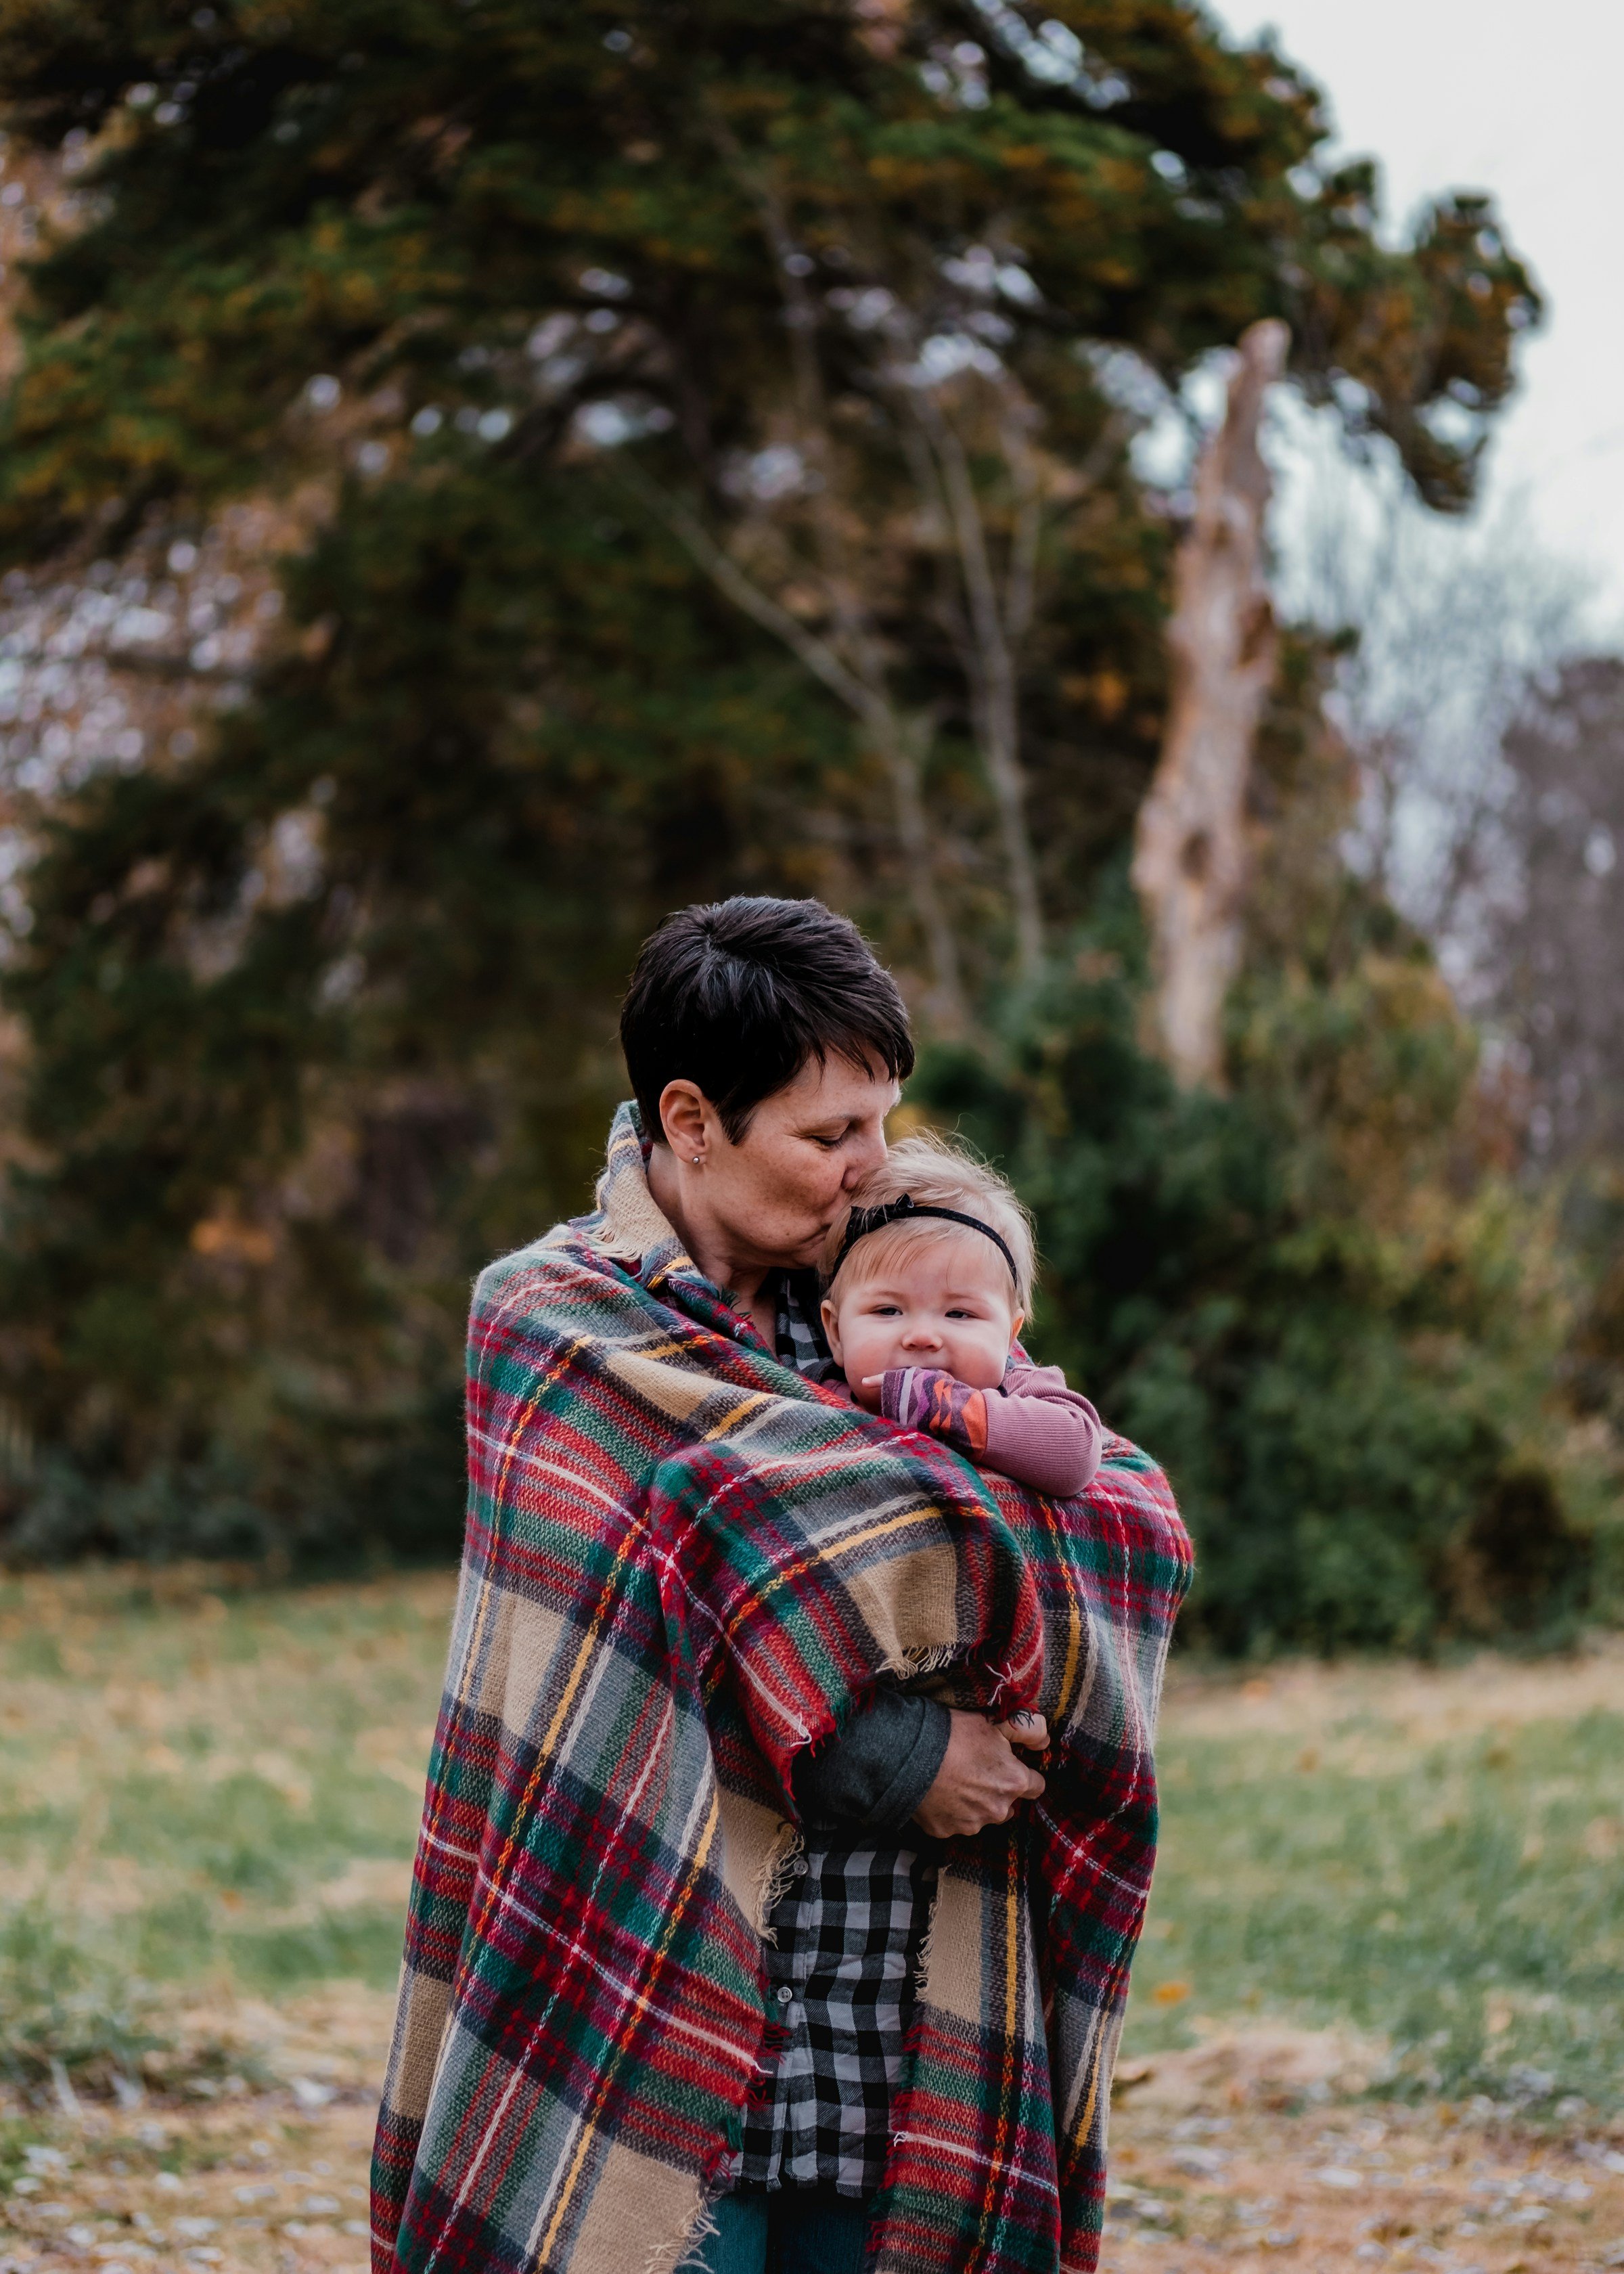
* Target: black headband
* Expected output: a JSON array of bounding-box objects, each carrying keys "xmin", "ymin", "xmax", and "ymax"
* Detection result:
[{"xmin": 829, "ymin": 1192, "xmax": 1019, "ymax": 1289}]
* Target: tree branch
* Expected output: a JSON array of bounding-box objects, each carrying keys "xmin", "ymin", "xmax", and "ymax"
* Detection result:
[
  {"xmin": 616, "ymin": 455, "xmax": 967, "ymax": 1028},
  {"xmin": 900, "ymin": 378, "xmax": 1044, "ymax": 983}
]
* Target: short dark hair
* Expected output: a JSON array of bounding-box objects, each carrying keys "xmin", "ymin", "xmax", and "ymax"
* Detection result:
[{"xmin": 620, "ymin": 896, "xmax": 914, "ymax": 1144}]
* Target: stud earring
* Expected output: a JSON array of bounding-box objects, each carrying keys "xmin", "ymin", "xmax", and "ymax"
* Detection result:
[{"xmin": 692, "ymin": 1154, "xmax": 702, "ymax": 1165}]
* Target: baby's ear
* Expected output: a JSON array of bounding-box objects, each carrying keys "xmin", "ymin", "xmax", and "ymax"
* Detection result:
[
  {"xmin": 819, "ymin": 1295, "xmax": 842, "ymax": 1364},
  {"xmin": 1008, "ymin": 1310, "xmax": 1025, "ymax": 1346}
]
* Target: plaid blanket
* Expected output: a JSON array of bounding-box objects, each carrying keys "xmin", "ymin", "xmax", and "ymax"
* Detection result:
[{"xmin": 371, "ymin": 1106, "xmax": 1191, "ymax": 2274}]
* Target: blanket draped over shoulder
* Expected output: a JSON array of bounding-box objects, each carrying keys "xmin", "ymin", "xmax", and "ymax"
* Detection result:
[{"xmin": 371, "ymin": 1107, "xmax": 1192, "ymax": 2274}]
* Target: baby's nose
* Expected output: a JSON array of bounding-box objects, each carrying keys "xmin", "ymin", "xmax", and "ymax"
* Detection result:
[{"xmin": 901, "ymin": 1323, "xmax": 942, "ymax": 1347}]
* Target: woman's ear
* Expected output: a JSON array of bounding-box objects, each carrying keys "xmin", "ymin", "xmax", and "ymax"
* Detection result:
[
  {"xmin": 820, "ymin": 1295, "xmax": 844, "ymax": 1369},
  {"xmin": 658, "ymin": 1079, "xmax": 708, "ymax": 1159}
]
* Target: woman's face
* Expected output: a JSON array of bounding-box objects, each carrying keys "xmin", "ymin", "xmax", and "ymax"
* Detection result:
[{"xmin": 661, "ymin": 1054, "xmax": 899, "ymax": 1276}]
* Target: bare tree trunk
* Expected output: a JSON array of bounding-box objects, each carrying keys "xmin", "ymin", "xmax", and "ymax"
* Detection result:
[
  {"xmin": 618, "ymin": 460, "xmax": 968, "ymax": 1029},
  {"xmin": 905, "ymin": 391, "xmax": 1045, "ymax": 985},
  {"xmin": 706, "ymin": 132, "xmax": 969, "ymax": 1028},
  {"xmin": 1132, "ymin": 319, "xmax": 1288, "ymax": 1087},
  {"xmin": 869, "ymin": 709, "xmax": 966, "ymax": 1032}
]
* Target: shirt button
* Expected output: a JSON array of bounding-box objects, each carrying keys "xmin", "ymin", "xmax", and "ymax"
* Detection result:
[
  {"xmin": 792, "ymin": 1858, "xmax": 809, "ymax": 1876},
  {"xmin": 775, "ymin": 1984, "xmax": 794, "ymax": 2005}
]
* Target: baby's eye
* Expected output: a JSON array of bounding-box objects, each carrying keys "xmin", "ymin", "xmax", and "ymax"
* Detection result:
[{"xmin": 867, "ymin": 1301, "xmax": 902, "ymax": 1316}]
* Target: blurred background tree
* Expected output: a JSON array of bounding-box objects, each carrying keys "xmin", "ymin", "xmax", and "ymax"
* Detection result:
[{"xmin": 0, "ymin": 0, "xmax": 1610, "ymax": 1644}]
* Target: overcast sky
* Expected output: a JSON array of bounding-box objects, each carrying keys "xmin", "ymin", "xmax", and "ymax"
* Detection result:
[{"xmin": 1211, "ymin": 0, "xmax": 1624, "ymax": 628}]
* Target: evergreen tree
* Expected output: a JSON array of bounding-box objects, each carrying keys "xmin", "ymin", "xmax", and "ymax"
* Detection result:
[{"xmin": 0, "ymin": 0, "xmax": 1546, "ymax": 1588}]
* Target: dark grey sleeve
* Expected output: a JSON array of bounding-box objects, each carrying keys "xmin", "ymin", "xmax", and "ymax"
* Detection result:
[{"xmin": 794, "ymin": 1681, "xmax": 952, "ymax": 1834}]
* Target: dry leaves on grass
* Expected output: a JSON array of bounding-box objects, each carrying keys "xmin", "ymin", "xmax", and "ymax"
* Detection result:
[
  {"xmin": 4, "ymin": 2012, "xmax": 1624, "ymax": 2274},
  {"xmin": 1110, "ymin": 2028, "xmax": 1624, "ymax": 2272},
  {"xmin": 0, "ymin": 1987, "xmax": 393, "ymax": 2274}
]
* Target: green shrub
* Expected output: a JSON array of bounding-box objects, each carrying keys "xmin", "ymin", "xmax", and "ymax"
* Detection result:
[
  {"xmin": 1, "ymin": 1400, "xmax": 465, "ymax": 1571},
  {"xmin": 914, "ymin": 895, "xmax": 1599, "ymax": 1653}
]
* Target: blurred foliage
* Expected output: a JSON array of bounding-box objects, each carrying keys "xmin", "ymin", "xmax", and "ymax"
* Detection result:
[
  {"xmin": 916, "ymin": 673, "xmax": 1610, "ymax": 1651},
  {"xmin": 0, "ymin": 0, "xmax": 1586, "ymax": 1638},
  {"xmin": 918, "ymin": 946, "xmax": 1598, "ymax": 1653},
  {"xmin": 1485, "ymin": 659, "xmax": 1624, "ymax": 1498},
  {"xmin": 0, "ymin": 0, "xmax": 1534, "ymax": 531}
]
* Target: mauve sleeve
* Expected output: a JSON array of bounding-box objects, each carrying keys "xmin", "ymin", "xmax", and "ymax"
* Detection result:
[
  {"xmin": 981, "ymin": 1364, "xmax": 1104, "ymax": 1497},
  {"xmin": 881, "ymin": 1362, "xmax": 1102, "ymax": 1498}
]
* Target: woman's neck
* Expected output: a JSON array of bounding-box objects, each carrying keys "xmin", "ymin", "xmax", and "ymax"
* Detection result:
[{"xmin": 646, "ymin": 1144, "xmax": 778, "ymax": 1339}]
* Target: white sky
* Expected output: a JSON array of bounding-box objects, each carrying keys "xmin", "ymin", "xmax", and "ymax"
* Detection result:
[{"xmin": 1211, "ymin": 0, "xmax": 1624, "ymax": 628}]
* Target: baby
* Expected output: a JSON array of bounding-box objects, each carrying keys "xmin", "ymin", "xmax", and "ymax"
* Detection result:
[{"xmin": 819, "ymin": 1134, "xmax": 1102, "ymax": 1500}]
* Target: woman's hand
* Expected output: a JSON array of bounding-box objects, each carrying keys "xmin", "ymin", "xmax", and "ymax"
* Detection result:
[{"xmin": 911, "ymin": 1710, "xmax": 1047, "ymax": 1840}]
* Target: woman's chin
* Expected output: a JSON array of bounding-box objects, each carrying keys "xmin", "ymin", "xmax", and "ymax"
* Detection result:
[{"xmin": 784, "ymin": 1226, "xmax": 834, "ymax": 1267}]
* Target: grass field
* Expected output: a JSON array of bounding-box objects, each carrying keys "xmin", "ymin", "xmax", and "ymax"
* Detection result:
[
  {"xmin": 1, "ymin": 1568, "xmax": 1622, "ymax": 2116},
  {"xmin": 1, "ymin": 1569, "xmax": 1623, "ymax": 2274},
  {"xmin": 1127, "ymin": 1653, "xmax": 1624, "ymax": 2115},
  {"xmin": 0, "ymin": 1565, "xmax": 448, "ymax": 2105}
]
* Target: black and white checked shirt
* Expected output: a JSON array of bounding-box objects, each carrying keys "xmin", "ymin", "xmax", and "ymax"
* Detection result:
[{"xmin": 727, "ymin": 1276, "xmax": 939, "ymax": 2201}]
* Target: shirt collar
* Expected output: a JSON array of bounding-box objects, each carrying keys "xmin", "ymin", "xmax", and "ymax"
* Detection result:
[{"xmin": 580, "ymin": 1107, "xmax": 832, "ymax": 1379}]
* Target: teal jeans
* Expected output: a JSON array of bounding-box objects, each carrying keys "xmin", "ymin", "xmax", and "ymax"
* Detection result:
[{"xmin": 692, "ymin": 2189, "xmax": 872, "ymax": 2273}]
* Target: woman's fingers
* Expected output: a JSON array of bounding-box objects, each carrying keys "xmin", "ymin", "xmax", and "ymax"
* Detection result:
[
  {"xmin": 996, "ymin": 1766, "xmax": 1045, "ymax": 1823},
  {"xmin": 911, "ymin": 1710, "xmax": 1051, "ymax": 1838},
  {"xmin": 1005, "ymin": 1762, "xmax": 1045, "ymax": 1815}
]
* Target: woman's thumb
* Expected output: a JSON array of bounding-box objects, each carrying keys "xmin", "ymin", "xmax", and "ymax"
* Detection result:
[{"xmin": 993, "ymin": 1711, "xmax": 1049, "ymax": 1750}]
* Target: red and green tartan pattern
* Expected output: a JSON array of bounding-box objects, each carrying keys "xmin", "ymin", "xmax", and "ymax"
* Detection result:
[{"xmin": 370, "ymin": 1107, "xmax": 1191, "ymax": 2274}]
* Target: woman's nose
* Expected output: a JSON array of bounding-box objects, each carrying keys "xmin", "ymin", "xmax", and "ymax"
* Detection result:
[{"xmin": 842, "ymin": 1127, "xmax": 888, "ymax": 1188}]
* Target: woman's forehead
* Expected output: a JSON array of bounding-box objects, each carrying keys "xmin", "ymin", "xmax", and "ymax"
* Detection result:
[{"xmin": 765, "ymin": 1052, "xmax": 900, "ymax": 1123}]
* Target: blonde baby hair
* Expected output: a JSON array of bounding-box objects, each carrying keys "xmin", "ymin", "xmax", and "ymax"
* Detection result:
[{"xmin": 820, "ymin": 1131, "xmax": 1036, "ymax": 1315}]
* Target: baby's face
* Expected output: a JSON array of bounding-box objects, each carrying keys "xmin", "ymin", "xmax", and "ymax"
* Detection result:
[{"xmin": 821, "ymin": 1230, "xmax": 1022, "ymax": 1410}]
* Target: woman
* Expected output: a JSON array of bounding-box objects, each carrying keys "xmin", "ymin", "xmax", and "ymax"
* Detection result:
[{"xmin": 370, "ymin": 896, "xmax": 1190, "ymax": 2274}]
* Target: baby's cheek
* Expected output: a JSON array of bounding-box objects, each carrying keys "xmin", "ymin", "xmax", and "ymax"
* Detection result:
[
  {"xmin": 844, "ymin": 1323, "xmax": 892, "ymax": 1370},
  {"xmin": 954, "ymin": 1332, "xmax": 1012, "ymax": 1389}
]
